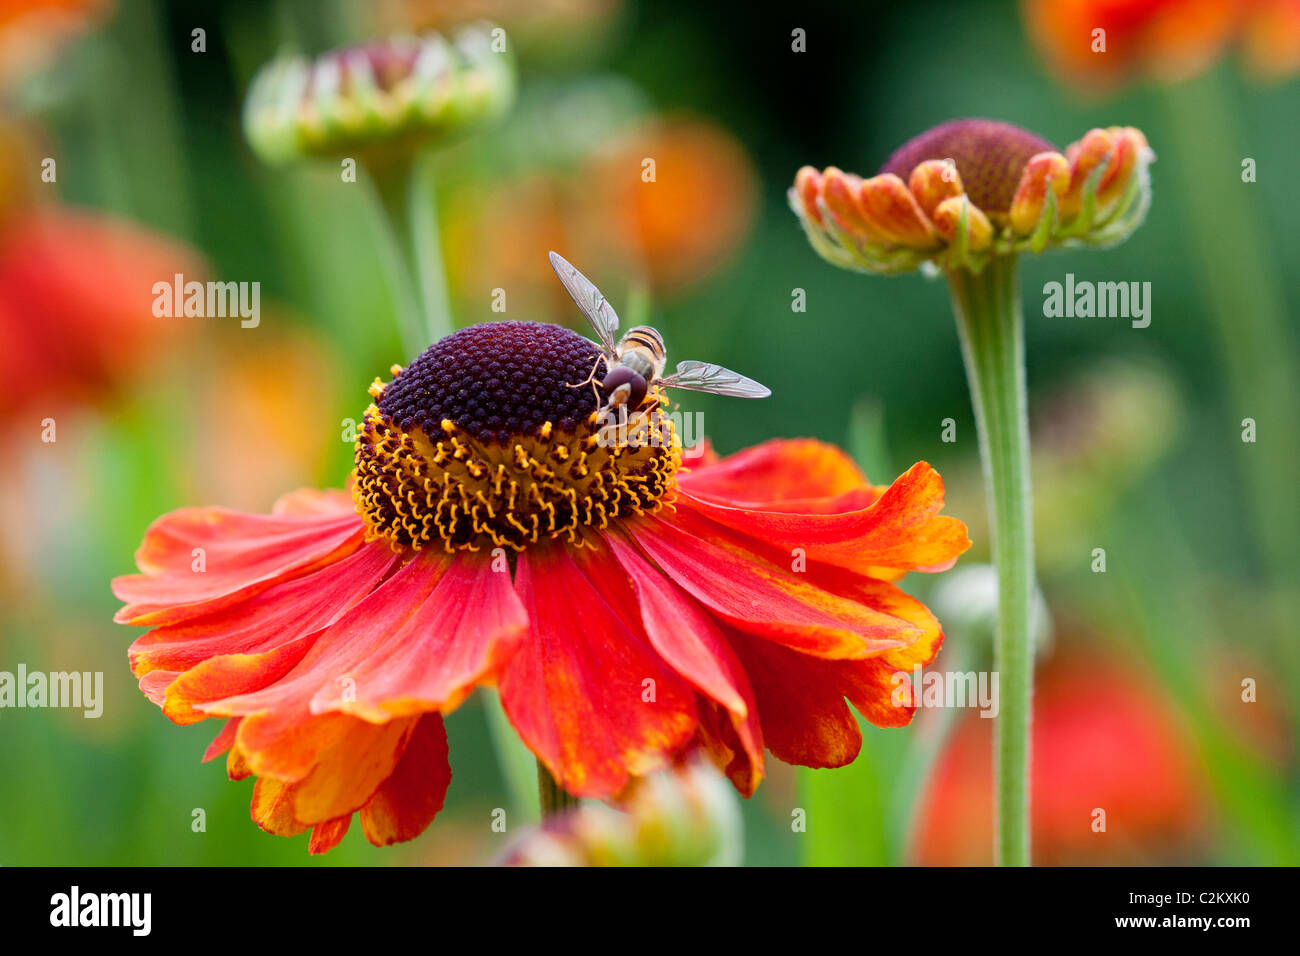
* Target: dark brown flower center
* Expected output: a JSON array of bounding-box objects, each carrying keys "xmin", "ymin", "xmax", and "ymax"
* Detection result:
[
  {"xmin": 880, "ymin": 119, "xmax": 1057, "ymax": 214},
  {"xmin": 355, "ymin": 321, "xmax": 679, "ymax": 552}
]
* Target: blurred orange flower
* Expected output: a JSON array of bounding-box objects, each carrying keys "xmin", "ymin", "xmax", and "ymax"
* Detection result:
[
  {"xmin": 912, "ymin": 648, "xmax": 1208, "ymax": 865},
  {"xmin": 1022, "ymin": 0, "xmax": 1300, "ymax": 89},
  {"xmin": 0, "ymin": 0, "xmax": 109, "ymax": 87},
  {"xmin": 445, "ymin": 117, "xmax": 757, "ymax": 318}
]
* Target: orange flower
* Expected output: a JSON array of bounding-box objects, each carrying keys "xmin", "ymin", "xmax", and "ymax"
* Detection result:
[
  {"xmin": 791, "ymin": 119, "xmax": 1153, "ymax": 274},
  {"xmin": 912, "ymin": 650, "xmax": 1207, "ymax": 865},
  {"xmin": 444, "ymin": 116, "xmax": 757, "ymax": 313},
  {"xmin": 1022, "ymin": 0, "xmax": 1300, "ymax": 87},
  {"xmin": 113, "ymin": 320, "xmax": 971, "ymax": 853},
  {"xmin": 0, "ymin": 0, "xmax": 109, "ymax": 88},
  {"xmin": 0, "ymin": 207, "xmax": 198, "ymax": 426}
]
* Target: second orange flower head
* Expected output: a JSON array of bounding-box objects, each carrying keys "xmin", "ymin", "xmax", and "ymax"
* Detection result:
[{"xmin": 791, "ymin": 118, "xmax": 1153, "ymax": 274}]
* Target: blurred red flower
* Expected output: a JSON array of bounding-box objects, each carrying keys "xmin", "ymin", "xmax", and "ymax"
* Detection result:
[
  {"xmin": 0, "ymin": 207, "xmax": 199, "ymax": 425},
  {"xmin": 1022, "ymin": 0, "xmax": 1300, "ymax": 89},
  {"xmin": 912, "ymin": 649, "xmax": 1208, "ymax": 864}
]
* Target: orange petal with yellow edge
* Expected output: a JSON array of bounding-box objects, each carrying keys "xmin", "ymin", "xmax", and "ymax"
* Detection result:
[
  {"xmin": 821, "ymin": 166, "xmax": 876, "ymax": 239},
  {"xmin": 1062, "ymin": 128, "xmax": 1115, "ymax": 218},
  {"xmin": 1010, "ymin": 151, "xmax": 1070, "ymax": 235},
  {"xmin": 856, "ymin": 173, "xmax": 940, "ymax": 247},
  {"xmin": 794, "ymin": 165, "xmax": 825, "ymax": 225},
  {"xmin": 931, "ymin": 196, "xmax": 993, "ymax": 251},
  {"xmin": 908, "ymin": 159, "xmax": 964, "ymax": 217}
]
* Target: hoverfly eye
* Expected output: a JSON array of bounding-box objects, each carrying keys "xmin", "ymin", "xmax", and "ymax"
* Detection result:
[{"xmin": 602, "ymin": 366, "xmax": 648, "ymax": 407}]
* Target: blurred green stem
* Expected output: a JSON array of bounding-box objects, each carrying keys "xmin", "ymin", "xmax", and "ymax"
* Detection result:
[
  {"xmin": 1160, "ymin": 71, "xmax": 1300, "ymax": 583},
  {"xmin": 537, "ymin": 760, "xmax": 579, "ymax": 818},
  {"xmin": 947, "ymin": 256, "xmax": 1034, "ymax": 867},
  {"xmin": 482, "ymin": 691, "xmax": 540, "ymax": 823},
  {"xmin": 368, "ymin": 151, "xmax": 455, "ymax": 358},
  {"xmin": 1160, "ymin": 73, "xmax": 1300, "ymax": 747}
]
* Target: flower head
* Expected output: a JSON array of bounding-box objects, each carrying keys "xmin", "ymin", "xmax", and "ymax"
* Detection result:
[
  {"xmin": 243, "ymin": 23, "xmax": 515, "ymax": 167},
  {"xmin": 113, "ymin": 318, "xmax": 970, "ymax": 852},
  {"xmin": 790, "ymin": 119, "xmax": 1153, "ymax": 274}
]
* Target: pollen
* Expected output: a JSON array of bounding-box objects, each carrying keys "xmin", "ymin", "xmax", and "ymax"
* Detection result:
[{"xmin": 352, "ymin": 321, "xmax": 681, "ymax": 552}]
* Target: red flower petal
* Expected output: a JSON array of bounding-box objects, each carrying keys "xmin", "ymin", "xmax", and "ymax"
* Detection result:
[
  {"xmin": 499, "ymin": 541, "xmax": 697, "ymax": 798},
  {"xmin": 310, "ymin": 550, "xmax": 527, "ymax": 720},
  {"xmin": 680, "ymin": 460, "xmax": 971, "ymax": 578},
  {"xmin": 731, "ymin": 636, "xmax": 862, "ymax": 768},
  {"xmin": 678, "ymin": 438, "xmax": 867, "ymax": 506},
  {"xmin": 203, "ymin": 550, "xmax": 445, "ymax": 720},
  {"xmin": 113, "ymin": 507, "xmax": 364, "ymax": 626},
  {"xmin": 360, "ymin": 713, "xmax": 451, "ymax": 847},
  {"xmin": 128, "ymin": 542, "xmax": 396, "ymax": 677},
  {"xmin": 629, "ymin": 510, "xmax": 919, "ymax": 659},
  {"xmin": 203, "ymin": 717, "xmax": 241, "ymax": 762},
  {"xmin": 605, "ymin": 530, "xmax": 764, "ymax": 791},
  {"xmin": 308, "ymin": 816, "xmax": 351, "ymax": 854}
]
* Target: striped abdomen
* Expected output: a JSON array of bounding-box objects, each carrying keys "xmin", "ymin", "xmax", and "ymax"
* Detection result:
[{"xmin": 616, "ymin": 325, "xmax": 666, "ymax": 380}]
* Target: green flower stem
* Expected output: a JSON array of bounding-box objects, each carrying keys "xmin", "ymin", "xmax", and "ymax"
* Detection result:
[
  {"xmin": 368, "ymin": 150, "xmax": 455, "ymax": 357},
  {"xmin": 946, "ymin": 255, "xmax": 1035, "ymax": 867},
  {"xmin": 537, "ymin": 760, "xmax": 580, "ymax": 818}
]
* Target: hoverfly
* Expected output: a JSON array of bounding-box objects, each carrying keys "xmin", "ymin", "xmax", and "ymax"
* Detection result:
[{"xmin": 548, "ymin": 251, "xmax": 771, "ymax": 420}]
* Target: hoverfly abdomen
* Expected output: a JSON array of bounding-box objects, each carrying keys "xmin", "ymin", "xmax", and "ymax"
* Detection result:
[{"xmin": 619, "ymin": 326, "xmax": 667, "ymax": 381}]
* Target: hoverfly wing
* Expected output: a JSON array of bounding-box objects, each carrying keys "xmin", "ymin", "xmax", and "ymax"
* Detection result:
[
  {"xmin": 548, "ymin": 251, "xmax": 621, "ymax": 357},
  {"xmin": 658, "ymin": 360, "xmax": 772, "ymax": 399}
]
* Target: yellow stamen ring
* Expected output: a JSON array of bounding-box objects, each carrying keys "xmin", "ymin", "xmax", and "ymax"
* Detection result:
[{"xmin": 353, "ymin": 398, "xmax": 680, "ymax": 553}]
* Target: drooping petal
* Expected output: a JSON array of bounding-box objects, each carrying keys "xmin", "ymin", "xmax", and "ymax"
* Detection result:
[
  {"xmin": 250, "ymin": 776, "xmax": 308, "ymax": 837},
  {"xmin": 734, "ymin": 631, "xmax": 917, "ymax": 767},
  {"xmin": 731, "ymin": 635, "xmax": 861, "ymax": 768},
  {"xmin": 308, "ymin": 816, "xmax": 352, "ymax": 854},
  {"xmin": 203, "ymin": 718, "xmax": 241, "ymax": 762},
  {"xmin": 628, "ymin": 509, "xmax": 919, "ymax": 658},
  {"xmin": 113, "ymin": 507, "xmax": 364, "ymax": 625},
  {"xmin": 241, "ymin": 712, "xmax": 419, "ymax": 825},
  {"xmin": 499, "ymin": 541, "xmax": 697, "ymax": 799},
  {"xmin": 360, "ymin": 713, "xmax": 452, "ymax": 847},
  {"xmin": 605, "ymin": 530, "xmax": 764, "ymax": 790}
]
